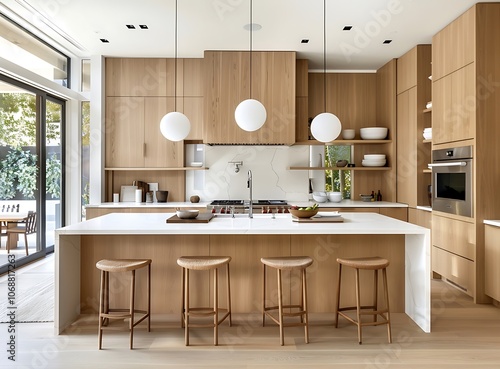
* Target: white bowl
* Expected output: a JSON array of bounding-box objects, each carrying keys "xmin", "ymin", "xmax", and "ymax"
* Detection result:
[
  {"xmin": 360, "ymin": 127, "xmax": 388, "ymax": 140},
  {"xmin": 312, "ymin": 192, "xmax": 328, "ymax": 203},
  {"xmin": 363, "ymin": 154, "xmax": 386, "ymax": 160},
  {"xmin": 328, "ymin": 192, "xmax": 342, "ymax": 203},
  {"xmin": 342, "ymin": 129, "xmax": 355, "ymax": 140},
  {"xmin": 176, "ymin": 209, "xmax": 199, "ymax": 219},
  {"xmin": 362, "ymin": 160, "xmax": 386, "ymax": 167}
]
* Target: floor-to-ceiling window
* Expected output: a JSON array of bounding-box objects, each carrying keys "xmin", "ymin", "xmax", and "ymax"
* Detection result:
[{"xmin": 0, "ymin": 76, "xmax": 65, "ymax": 272}]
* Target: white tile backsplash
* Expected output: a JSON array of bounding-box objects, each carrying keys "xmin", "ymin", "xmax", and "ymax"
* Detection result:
[{"xmin": 185, "ymin": 145, "xmax": 311, "ymax": 202}]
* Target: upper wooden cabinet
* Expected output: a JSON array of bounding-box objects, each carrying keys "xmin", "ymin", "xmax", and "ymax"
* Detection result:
[
  {"xmin": 105, "ymin": 97, "xmax": 183, "ymax": 168},
  {"xmin": 105, "ymin": 58, "xmax": 174, "ymax": 97},
  {"xmin": 203, "ymin": 51, "xmax": 296, "ymax": 145},
  {"xmin": 396, "ymin": 45, "xmax": 431, "ymax": 208},
  {"xmin": 432, "ymin": 6, "xmax": 475, "ymax": 81}
]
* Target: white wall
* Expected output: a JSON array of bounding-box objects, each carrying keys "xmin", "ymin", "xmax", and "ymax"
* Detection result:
[{"xmin": 185, "ymin": 145, "xmax": 311, "ymax": 202}]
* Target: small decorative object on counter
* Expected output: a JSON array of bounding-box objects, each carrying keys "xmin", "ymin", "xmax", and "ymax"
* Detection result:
[
  {"xmin": 135, "ymin": 189, "xmax": 143, "ymax": 203},
  {"xmin": 113, "ymin": 193, "xmax": 119, "ymax": 203},
  {"xmin": 190, "ymin": 195, "xmax": 200, "ymax": 203},
  {"xmin": 145, "ymin": 191, "xmax": 154, "ymax": 203},
  {"xmin": 336, "ymin": 159, "xmax": 348, "ymax": 167},
  {"xmin": 371, "ymin": 191, "xmax": 375, "ymax": 201},
  {"xmin": 377, "ymin": 190, "xmax": 382, "ymax": 201}
]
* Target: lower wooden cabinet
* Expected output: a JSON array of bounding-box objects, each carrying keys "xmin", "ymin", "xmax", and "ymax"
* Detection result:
[
  {"xmin": 432, "ymin": 246, "xmax": 475, "ymax": 296},
  {"xmin": 485, "ymin": 224, "xmax": 500, "ymax": 301}
]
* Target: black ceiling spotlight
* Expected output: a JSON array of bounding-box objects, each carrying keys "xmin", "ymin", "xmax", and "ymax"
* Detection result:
[
  {"xmin": 139, "ymin": 25, "xmax": 148, "ymax": 29},
  {"xmin": 126, "ymin": 24, "xmax": 135, "ymax": 29},
  {"xmin": 343, "ymin": 25, "xmax": 353, "ymax": 31},
  {"xmin": 301, "ymin": 39, "xmax": 309, "ymax": 43},
  {"xmin": 383, "ymin": 39, "xmax": 393, "ymax": 44},
  {"xmin": 100, "ymin": 38, "xmax": 109, "ymax": 43}
]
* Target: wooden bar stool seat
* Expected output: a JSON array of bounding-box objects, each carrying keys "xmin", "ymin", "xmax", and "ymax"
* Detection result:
[
  {"xmin": 335, "ymin": 256, "xmax": 391, "ymax": 344},
  {"xmin": 261, "ymin": 256, "xmax": 313, "ymax": 346},
  {"xmin": 96, "ymin": 259, "xmax": 151, "ymax": 350},
  {"xmin": 177, "ymin": 256, "xmax": 232, "ymax": 346}
]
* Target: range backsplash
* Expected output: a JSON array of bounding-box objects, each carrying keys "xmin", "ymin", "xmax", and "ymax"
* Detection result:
[{"xmin": 185, "ymin": 145, "xmax": 313, "ymax": 203}]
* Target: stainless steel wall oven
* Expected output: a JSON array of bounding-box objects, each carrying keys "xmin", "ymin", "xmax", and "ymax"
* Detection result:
[{"xmin": 429, "ymin": 145, "xmax": 473, "ymax": 217}]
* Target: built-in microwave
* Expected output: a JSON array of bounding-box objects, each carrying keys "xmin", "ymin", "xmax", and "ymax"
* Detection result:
[{"xmin": 429, "ymin": 146, "xmax": 473, "ymax": 217}]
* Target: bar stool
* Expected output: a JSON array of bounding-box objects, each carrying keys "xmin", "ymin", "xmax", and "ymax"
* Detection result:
[
  {"xmin": 335, "ymin": 256, "xmax": 391, "ymax": 344},
  {"xmin": 96, "ymin": 259, "xmax": 151, "ymax": 350},
  {"xmin": 261, "ymin": 256, "xmax": 313, "ymax": 346},
  {"xmin": 177, "ymin": 256, "xmax": 232, "ymax": 346}
]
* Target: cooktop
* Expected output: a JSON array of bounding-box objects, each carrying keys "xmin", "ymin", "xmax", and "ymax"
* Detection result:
[{"xmin": 210, "ymin": 200, "xmax": 287, "ymax": 206}]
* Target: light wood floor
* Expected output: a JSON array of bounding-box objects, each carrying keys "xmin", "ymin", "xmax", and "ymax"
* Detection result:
[{"xmin": 2, "ymin": 256, "xmax": 500, "ymax": 368}]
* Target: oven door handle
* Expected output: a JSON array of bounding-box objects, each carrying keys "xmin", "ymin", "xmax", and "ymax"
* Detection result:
[{"xmin": 428, "ymin": 162, "xmax": 468, "ymax": 168}]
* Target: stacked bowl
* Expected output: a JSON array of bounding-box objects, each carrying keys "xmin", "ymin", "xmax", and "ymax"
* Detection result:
[
  {"xmin": 423, "ymin": 127, "xmax": 432, "ymax": 140},
  {"xmin": 362, "ymin": 154, "xmax": 386, "ymax": 167}
]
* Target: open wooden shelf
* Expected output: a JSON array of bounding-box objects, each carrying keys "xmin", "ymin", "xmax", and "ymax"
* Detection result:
[
  {"xmin": 105, "ymin": 167, "xmax": 209, "ymax": 171},
  {"xmin": 293, "ymin": 139, "xmax": 392, "ymax": 146},
  {"xmin": 289, "ymin": 166, "xmax": 391, "ymax": 171},
  {"xmin": 423, "ymin": 139, "xmax": 432, "ymax": 144},
  {"xmin": 423, "ymin": 108, "xmax": 432, "ymax": 113}
]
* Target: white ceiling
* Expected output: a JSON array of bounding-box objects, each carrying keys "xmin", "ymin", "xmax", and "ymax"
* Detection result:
[{"xmin": 1, "ymin": 0, "xmax": 496, "ymax": 71}]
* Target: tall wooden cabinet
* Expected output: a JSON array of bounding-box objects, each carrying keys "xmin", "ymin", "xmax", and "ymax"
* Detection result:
[
  {"xmin": 396, "ymin": 45, "xmax": 432, "ymax": 208},
  {"xmin": 203, "ymin": 51, "xmax": 296, "ymax": 145},
  {"xmin": 431, "ymin": 3, "xmax": 500, "ymax": 302}
]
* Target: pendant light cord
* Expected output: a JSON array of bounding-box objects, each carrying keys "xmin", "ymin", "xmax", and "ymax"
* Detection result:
[
  {"xmin": 323, "ymin": 0, "xmax": 327, "ymax": 112},
  {"xmin": 249, "ymin": 0, "xmax": 253, "ymax": 99},
  {"xmin": 174, "ymin": 0, "xmax": 178, "ymax": 112}
]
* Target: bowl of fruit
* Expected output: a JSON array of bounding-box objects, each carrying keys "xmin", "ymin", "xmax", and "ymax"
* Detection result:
[{"xmin": 289, "ymin": 203, "xmax": 319, "ymax": 218}]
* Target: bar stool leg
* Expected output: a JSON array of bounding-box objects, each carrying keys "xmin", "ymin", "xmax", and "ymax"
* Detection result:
[
  {"xmin": 373, "ymin": 269, "xmax": 378, "ymax": 323},
  {"xmin": 185, "ymin": 268, "xmax": 190, "ymax": 346},
  {"xmin": 180, "ymin": 266, "xmax": 185, "ymax": 328},
  {"xmin": 302, "ymin": 268, "xmax": 309, "ymax": 344},
  {"xmin": 98, "ymin": 270, "xmax": 105, "ymax": 350},
  {"xmin": 277, "ymin": 268, "xmax": 284, "ymax": 346},
  {"xmin": 262, "ymin": 264, "xmax": 266, "ymax": 327},
  {"xmin": 335, "ymin": 264, "xmax": 342, "ymax": 328},
  {"xmin": 130, "ymin": 270, "xmax": 135, "ymax": 350},
  {"xmin": 383, "ymin": 267, "xmax": 392, "ymax": 343},
  {"xmin": 214, "ymin": 267, "xmax": 219, "ymax": 346},
  {"xmin": 355, "ymin": 268, "xmax": 362, "ymax": 344},
  {"xmin": 226, "ymin": 263, "xmax": 232, "ymax": 326},
  {"xmin": 147, "ymin": 263, "xmax": 151, "ymax": 332}
]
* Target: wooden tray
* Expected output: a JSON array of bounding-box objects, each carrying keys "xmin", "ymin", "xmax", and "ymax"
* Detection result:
[
  {"xmin": 292, "ymin": 216, "xmax": 344, "ymax": 223},
  {"xmin": 166, "ymin": 212, "xmax": 214, "ymax": 223}
]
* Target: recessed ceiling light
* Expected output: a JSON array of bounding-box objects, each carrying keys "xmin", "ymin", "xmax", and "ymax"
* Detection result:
[
  {"xmin": 243, "ymin": 23, "xmax": 262, "ymax": 31},
  {"xmin": 343, "ymin": 25, "xmax": 353, "ymax": 31},
  {"xmin": 301, "ymin": 39, "xmax": 309, "ymax": 44},
  {"xmin": 126, "ymin": 24, "xmax": 135, "ymax": 29},
  {"xmin": 139, "ymin": 25, "xmax": 148, "ymax": 29},
  {"xmin": 100, "ymin": 38, "xmax": 109, "ymax": 43},
  {"xmin": 383, "ymin": 39, "xmax": 392, "ymax": 44}
]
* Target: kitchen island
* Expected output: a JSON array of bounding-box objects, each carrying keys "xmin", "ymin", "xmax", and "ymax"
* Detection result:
[{"xmin": 55, "ymin": 212, "xmax": 430, "ymax": 334}]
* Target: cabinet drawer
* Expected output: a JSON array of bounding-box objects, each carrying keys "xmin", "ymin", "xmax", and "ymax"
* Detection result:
[
  {"xmin": 432, "ymin": 246, "xmax": 474, "ymax": 296},
  {"xmin": 432, "ymin": 215, "xmax": 475, "ymax": 260}
]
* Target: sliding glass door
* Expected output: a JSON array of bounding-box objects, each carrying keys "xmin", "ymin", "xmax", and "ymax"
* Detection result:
[{"xmin": 0, "ymin": 76, "xmax": 65, "ymax": 272}]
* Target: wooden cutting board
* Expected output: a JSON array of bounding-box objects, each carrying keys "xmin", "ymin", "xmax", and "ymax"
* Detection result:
[
  {"xmin": 166, "ymin": 212, "xmax": 214, "ymax": 223},
  {"xmin": 292, "ymin": 216, "xmax": 344, "ymax": 223}
]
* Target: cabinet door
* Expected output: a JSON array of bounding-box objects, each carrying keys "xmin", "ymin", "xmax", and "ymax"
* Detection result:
[
  {"xmin": 105, "ymin": 97, "xmax": 145, "ymax": 168},
  {"xmin": 432, "ymin": 64, "xmax": 475, "ymax": 144},
  {"xmin": 184, "ymin": 97, "xmax": 204, "ymax": 140},
  {"xmin": 432, "ymin": 6, "xmax": 475, "ymax": 80},
  {"xmin": 106, "ymin": 58, "xmax": 172, "ymax": 97},
  {"xmin": 144, "ymin": 97, "xmax": 183, "ymax": 167},
  {"xmin": 397, "ymin": 88, "xmax": 417, "ymax": 207}
]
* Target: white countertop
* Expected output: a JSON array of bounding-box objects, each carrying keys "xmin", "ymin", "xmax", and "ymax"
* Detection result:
[
  {"xmin": 484, "ymin": 220, "xmax": 500, "ymax": 228},
  {"xmin": 85, "ymin": 202, "xmax": 210, "ymax": 208},
  {"xmin": 57, "ymin": 212, "xmax": 427, "ymax": 236},
  {"xmin": 416, "ymin": 206, "xmax": 432, "ymax": 212},
  {"xmin": 86, "ymin": 200, "xmax": 408, "ymax": 209}
]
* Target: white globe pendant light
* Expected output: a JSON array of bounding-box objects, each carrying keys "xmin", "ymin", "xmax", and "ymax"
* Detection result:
[
  {"xmin": 160, "ymin": 112, "xmax": 191, "ymax": 141},
  {"xmin": 159, "ymin": 0, "xmax": 191, "ymax": 141},
  {"xmin": 235, "ymin": 98, "xmax": 266, "ymax": 132},
  {"xmin": 235, "ymin": 1, "xmax": 267, "ymax": 132},
  {"xmin": 311, "ymin": 0, "xmax": 342, "ymax": 143},
  {"xmin": 311, "ymin": 112, "xmax": 342, "ymax": 143}
]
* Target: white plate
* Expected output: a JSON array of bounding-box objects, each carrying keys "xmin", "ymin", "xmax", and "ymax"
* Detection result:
[
  {"xmin": 190, "ymin": 162, "xmax": 203, "ymax": 167},
  {"xmin": 362, "ymin": 161, "xmax": 386, "ymax": 167},
  {"xmin": 315, "ymin": 211, "xmax": 341, "ymax": 217}
]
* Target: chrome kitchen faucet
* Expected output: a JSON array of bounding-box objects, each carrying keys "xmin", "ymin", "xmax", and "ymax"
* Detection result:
[{"xmin": 247, "ymin": 170, "xmax": 253, "ymax": 218}]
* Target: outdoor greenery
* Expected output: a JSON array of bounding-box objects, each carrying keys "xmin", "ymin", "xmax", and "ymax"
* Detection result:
[
  {"xmin": 325, "ymin": 145, "xmax": 351, "ymax": 198},
  {"xmin": 0, "ymin": 92, "xmax": 61, "ymax": 200}
]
